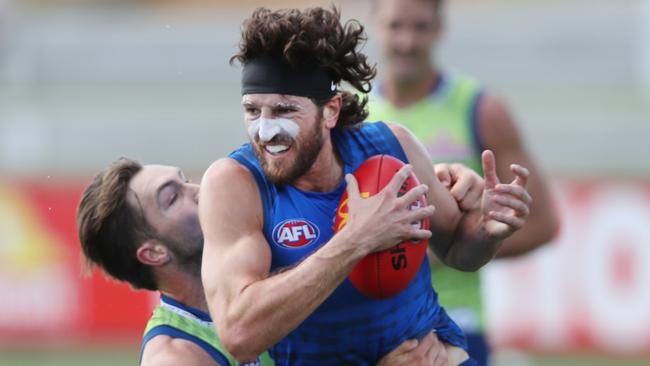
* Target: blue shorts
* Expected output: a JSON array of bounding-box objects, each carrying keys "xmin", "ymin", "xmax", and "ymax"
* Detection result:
[{"xmin": 464, "ymin": 332, "xmax": 490, "ymax": 366}]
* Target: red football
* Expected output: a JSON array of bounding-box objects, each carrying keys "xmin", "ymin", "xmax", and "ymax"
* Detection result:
[{"xmin": 334, "ymin": 155, "xmax": 429, "ymax": 299}]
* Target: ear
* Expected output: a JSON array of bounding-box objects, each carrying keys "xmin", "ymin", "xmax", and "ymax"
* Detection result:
[
  {"xmin": 321, "ymin": 94, "xmax": 342, "ymax": 129},
  {"xmin": 136, "ymin": 241, "xmax": 171, "ymax": 267}
]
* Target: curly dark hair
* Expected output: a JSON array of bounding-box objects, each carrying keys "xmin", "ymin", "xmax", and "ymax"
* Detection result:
[
  {"xmin": 76, "ymin": 158, "xmax": 158, "ymax": 290},
  {"xmin": 231, "ymin": 6, "xmax": 376, "ymax": 128}
]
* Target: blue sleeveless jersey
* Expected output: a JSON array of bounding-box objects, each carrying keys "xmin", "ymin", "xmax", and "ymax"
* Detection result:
[{"xmin": 229, "ymin": 122, "xmax": 467, "ymax": 366}]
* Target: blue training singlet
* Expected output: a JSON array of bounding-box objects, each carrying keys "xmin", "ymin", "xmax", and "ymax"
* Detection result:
[{"xmin": 229, "ymin": 122, "xmax": 467, "ymax": 366}]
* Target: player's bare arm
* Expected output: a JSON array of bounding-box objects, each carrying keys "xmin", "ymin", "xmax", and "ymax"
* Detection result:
[
  {"xmin": 428, "ymin": 163, "xmax": 484, "ymax": 267},
  {"xmin": 478, "ymin": 94, "xmax": 559, "ymax": 256},
  {"xmin": 386, "ymin": 123, "xmax": 464, "ymax": 235},
  {"xmin": 199, "ymin": 157, "xmax": 433, "ymax": 362},
  {"xmin": 388, "ymin": 122, "xmax": 532, "ymax": 271},
  {"xmin": 141, "ymin": 335, "xmax": 220, "ymax": 366},
  {"xmin": 444, "ymin": 150, "xmax": 533, "ymax": 270}
]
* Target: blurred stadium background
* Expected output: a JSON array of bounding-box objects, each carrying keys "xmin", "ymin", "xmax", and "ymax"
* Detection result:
[{"xmin": 1, "ymin": 0, "xmax": 649, "ymax": 365}]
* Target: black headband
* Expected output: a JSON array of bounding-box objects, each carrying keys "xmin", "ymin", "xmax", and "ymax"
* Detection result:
[{"xmin": 241, "ymin": 57, "xmax": 337, "ymax": 99}]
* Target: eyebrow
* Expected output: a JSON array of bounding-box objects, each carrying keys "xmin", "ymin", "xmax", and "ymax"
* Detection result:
[
  {"xmin": 241, "ymin": 100, "xmax": 304, "ymax": 110},
  {"xmin": 274, "ymin": 102, "xmax": 302, "ymax": 110}
]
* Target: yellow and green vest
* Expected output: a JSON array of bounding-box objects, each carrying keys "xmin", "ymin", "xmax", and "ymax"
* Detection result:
[
  {"xmin": 367, "ymin": 73, "xmax": 486, "ymax": 333},
  {"xmin": 142, "ymin": 295, "xmax": 275, "ymax": 366}
]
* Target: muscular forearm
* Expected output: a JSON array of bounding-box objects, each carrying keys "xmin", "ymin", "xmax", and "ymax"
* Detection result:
[
  {"xmin": 216, "ymin": 230, "xmax": 366, "ymax": 362},
  {"xmin": 434, "ymin": 150, "xmax": 534, "ymax": 269},
  {"xmin": 439, "ymin": 210, "xmax": 503, "ymax": 272}
]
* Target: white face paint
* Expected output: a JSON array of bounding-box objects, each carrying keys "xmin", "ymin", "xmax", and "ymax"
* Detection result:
[{"xmin": 247, "ymin": 117, "xmax": 300, "ymax": 143}]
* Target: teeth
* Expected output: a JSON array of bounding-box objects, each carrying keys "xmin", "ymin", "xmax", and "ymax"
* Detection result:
[{"xmin": 266, "ymin": 145, "xmax": 289, "ymax": 154}]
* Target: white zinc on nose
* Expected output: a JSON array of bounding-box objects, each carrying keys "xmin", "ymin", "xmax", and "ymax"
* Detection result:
[{"xmin": 247, "ymin": 118, "xmax": 300, "ymax": 142}]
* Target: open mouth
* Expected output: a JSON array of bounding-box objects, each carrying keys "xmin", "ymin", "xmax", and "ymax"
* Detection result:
[{"xmin": 264, "ymin": 144, "xmax": 292, "ymax": 156}]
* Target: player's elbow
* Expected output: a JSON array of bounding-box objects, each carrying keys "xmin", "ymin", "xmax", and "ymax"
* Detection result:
[{"xmin": 220, "ymin": 324, "xmax": 266, "ymax": 364}]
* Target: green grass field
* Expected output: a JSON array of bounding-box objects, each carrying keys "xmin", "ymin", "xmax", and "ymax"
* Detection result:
[
  {"xmin": 1, "ymin": 347, "xmax": 648, "ymax": 366},
  {"xmin": 0, "ymin": 346, "xmax": 139, "ymax": 366}
]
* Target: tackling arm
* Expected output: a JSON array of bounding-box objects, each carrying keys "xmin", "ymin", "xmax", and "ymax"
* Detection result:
[
  {"xmin": 199, "ymin": 157, "xmax": 433, "ymax": 362},
  {"xmin": 387, "ymin": 122, "xmax": 532, "ymax": 271}
]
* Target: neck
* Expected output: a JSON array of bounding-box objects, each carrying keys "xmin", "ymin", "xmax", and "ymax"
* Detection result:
[
  {"xmin": 157, "ymin": 269, "xmax": 208, "ymax": 313},
  {"xmin": 293, "ymin": 137, "xmax": 343, "ymax": 192},
  {"xmin": 382, "ymin": 67, "xmax": 439, "ymax": 108}
]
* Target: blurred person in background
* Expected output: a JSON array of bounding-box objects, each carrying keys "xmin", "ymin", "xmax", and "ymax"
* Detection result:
[
  {"xmin": 76, "ymin": 158, "xmax": 486, "ymax": 366},
  {"xmin": 368, "ymin": 0, "xmax": 559, "ymax": 365}
]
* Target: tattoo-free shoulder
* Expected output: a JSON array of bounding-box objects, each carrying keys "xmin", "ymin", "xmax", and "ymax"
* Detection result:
[{"xmin": 141, "ymin": 335, "xmax": 220, "ymax": 366}]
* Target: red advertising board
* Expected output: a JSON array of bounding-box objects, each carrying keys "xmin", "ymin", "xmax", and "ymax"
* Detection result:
[
  {"xmin": 485, "ymin": 180, "xmax": 650, "ymax": 356},
  {"xmin": 0, "ymin": 180, "xmax": 153, "ymax": 343}
]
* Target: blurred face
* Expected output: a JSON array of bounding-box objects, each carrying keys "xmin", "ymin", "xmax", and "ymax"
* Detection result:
[
  {"xmin": 242, "ymin": 94, "xmax": 325, "ymax": 185},
  {"xmin": 374, "ymin": 0, "xmax": 441, "ymax": 83},
  {"xmin": 128, "ymin": 165, "xmax": 203, "ymax": 272}
]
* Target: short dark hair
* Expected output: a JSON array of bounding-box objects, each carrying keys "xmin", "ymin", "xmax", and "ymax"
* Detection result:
[
  {"xmin": 231, "ymin": 6, "xmax": 376, "ymax": 128},
  {"xmin": 76, "ymin": 158, "xmax": 158, "ymax": 290}
]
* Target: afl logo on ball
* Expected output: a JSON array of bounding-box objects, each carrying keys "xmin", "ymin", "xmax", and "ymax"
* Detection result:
[{"xmin": 273, "ymin": 219, "xmax": 320, "ymax": 248}]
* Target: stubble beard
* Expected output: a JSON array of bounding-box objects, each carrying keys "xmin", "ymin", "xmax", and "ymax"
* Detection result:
[{"xmin": 255, "ymin": 116, "xmax": 325, "ymax": 186}]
